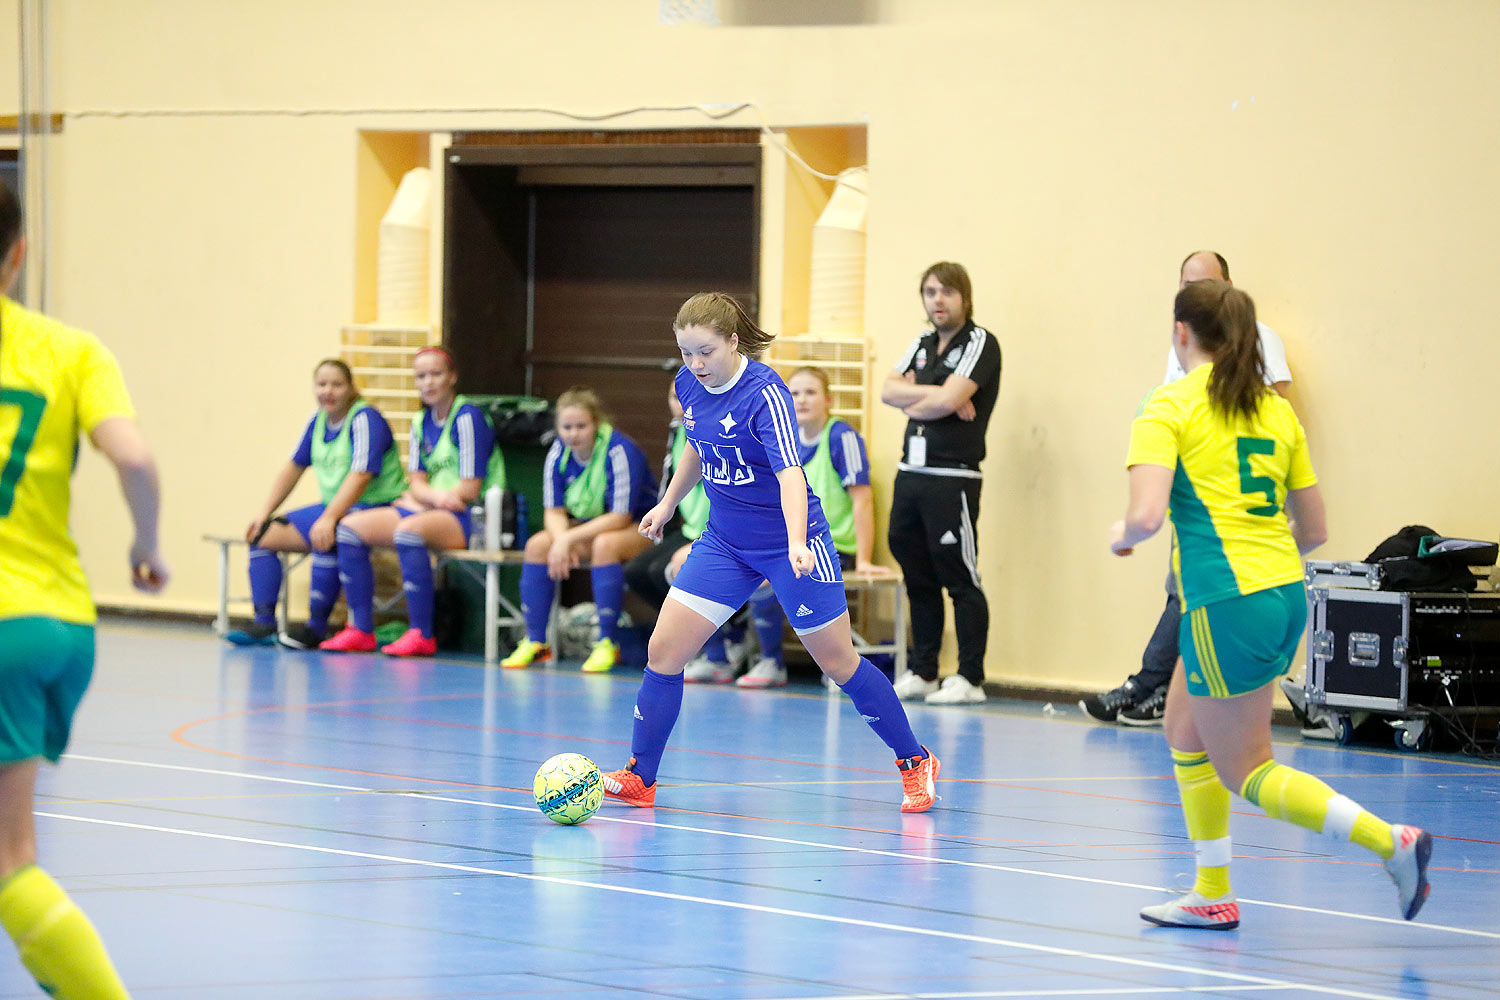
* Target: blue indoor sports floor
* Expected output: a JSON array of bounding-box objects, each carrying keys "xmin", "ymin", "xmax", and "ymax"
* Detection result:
[{"xmin": 12, "ymin": 621, "xmax": 1498, "ymax": 999}]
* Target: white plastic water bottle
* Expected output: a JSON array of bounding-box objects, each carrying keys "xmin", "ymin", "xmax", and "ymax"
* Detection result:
[{"xmin": 485, "ymin": 485, "xmax": 503, "ymax": 551}]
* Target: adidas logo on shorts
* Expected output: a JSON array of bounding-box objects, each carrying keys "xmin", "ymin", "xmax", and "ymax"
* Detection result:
[
  {"xmin": 633, "ymin": 705, "xmax": 644, "ymax": 720},
  {"xmin": 939, "ymin": 530, "xmax": 958, "ymax": 545},
  {"xmin": 795, "ymin": 604, "xmax": 814, "ymax": 617}
]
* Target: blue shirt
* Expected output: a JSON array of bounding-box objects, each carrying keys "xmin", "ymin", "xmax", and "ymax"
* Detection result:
[
  {"xmin": 409, "ymin": 402, "xmax": 495, "ymax": 480},
  {"xmin": 674, "ymin": 357, "xmax": 828, "ymax": 548},
  {"xmin": 543, "ymin": 427, "xmax": 656, "ymax": 520},
  {"xmin": 291, "ymin": 406, "xmax": 394, "ymax": 475},
  {"xmin": 797, "ymin": 420, "xmax": 870, "ymax": 488}
]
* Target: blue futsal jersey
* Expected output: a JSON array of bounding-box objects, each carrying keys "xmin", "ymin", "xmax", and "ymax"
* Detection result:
[{"xmin": 674, "ymin": 358, "xmax": 827, "ymax": 549}]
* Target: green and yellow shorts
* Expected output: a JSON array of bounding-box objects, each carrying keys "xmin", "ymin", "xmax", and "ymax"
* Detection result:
[
  {"xmin": 1179, "ymin": 582, "xmax": 1305, "ymax": 698},
  {"xmin": 0, "ymin": 617, "xmax": 95, "ymax": 762}
]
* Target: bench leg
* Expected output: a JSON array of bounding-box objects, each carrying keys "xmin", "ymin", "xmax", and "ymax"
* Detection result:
[
  {"xmin": 893, "ymin": 584, "xmax": 907, "ymax": 677},
  {"xmin": 215, "ymin": 542, "xmax": 230, "ymax": 636},
  {"xmin": 485, "ymin": 561, "xmax": 499, "ymax": 663}
]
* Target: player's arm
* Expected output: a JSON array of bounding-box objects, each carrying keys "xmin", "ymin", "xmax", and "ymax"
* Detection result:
[
  {"xmin": 900, "ymin": 372, "xmax": 979, "ymax": 421},
  {"xmin": 248, "ymin": 461, "xmax": 305, "ymax": 541},
  {"xmin": 1110, "ymin": 463, "xmax": 1173, "ymax": 555},
  {"xmin": 640, "ymin": 441, "xmax": 702, "ymax": 539},
  {"xmin": 776, "ymin": 465, "xmax": 817, "ymax": 577},
  {"xmin": 1285, "ymin": 484, "xmax": 1327, "ymax": 555},
  {"xmin": 847, "ymin": 482, "xmax": 886, "ymax": 573},
  {"xmin": 90, "ymin": 416, "xmax": 169, "ymax": 592}
]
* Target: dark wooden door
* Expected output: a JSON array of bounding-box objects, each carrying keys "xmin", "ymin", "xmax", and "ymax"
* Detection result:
[{"xmin": 528, "ymin": 184, "xmax": 756, "ymax": 470}]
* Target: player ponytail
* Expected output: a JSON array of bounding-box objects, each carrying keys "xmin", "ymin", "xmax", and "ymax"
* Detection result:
[
  {"xmin": 1173, "ymin": 279, "xmax": 1265, "ymax": 421},
  {"xmin": 674, "ymin": 292, "xmax": 775, "ymax": 361}
]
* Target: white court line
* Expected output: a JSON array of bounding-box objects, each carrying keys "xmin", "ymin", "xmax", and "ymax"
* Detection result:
[
  {"xmin": 35, "ymin": 809, "xmax": 1416, "ymax": 1000},
  {"xmin": 63, "ymin": 753, "xmax": 1500, "ymax": 943},
  {"xmin": 758, "ymin": 987, "xmax": 1298, "ymax": 1000}
]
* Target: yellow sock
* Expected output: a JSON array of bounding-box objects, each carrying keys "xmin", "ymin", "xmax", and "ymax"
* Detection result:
[
  {"xmin": 1240, "ymin": 761, "xmax": 1395, "ymax": 858},
  {"xmin": 0, "ymin": 865, "xmax": 130, "ymax": 1000},
  {"xmin": 1171, "ymin": 748, "xmax": 1232, "ymax": 898}
]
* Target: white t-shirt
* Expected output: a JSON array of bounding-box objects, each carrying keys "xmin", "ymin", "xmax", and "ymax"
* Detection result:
[{"xmin": 1164, "ymin": 320, "xmax": 1292, "ymax": 386}]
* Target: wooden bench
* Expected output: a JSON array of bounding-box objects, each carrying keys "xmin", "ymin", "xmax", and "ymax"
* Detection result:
[{"xmin": 841, "ymin": 569, "xmax": 908, "ymax": 678}]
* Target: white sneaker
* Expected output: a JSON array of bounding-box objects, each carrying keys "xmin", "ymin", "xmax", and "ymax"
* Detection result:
[
  {"xmin": 925, "ymin": 674, "xmax": 986, "ymax": 704},
  {"xmin": 723, "ymin": 637, "xmax": 750, "ymax": 670},
  {"xmin": 683, "ymin": 655, "xmax": 735, "ymax": 683},
  {"xmin": 892, "ymin": 671, "xmax": 940, "ymax": 700},
  {"xmin": 736, "ymin": 657, "xmax": 787, "ymax": 688},
  {"xmin": 1383, "ymin": 824, "xmax": 1433, "ymax": 920},
  {"xmin": 1140, "ymin": 889, "xmax": 1240, "ymax": 930}
]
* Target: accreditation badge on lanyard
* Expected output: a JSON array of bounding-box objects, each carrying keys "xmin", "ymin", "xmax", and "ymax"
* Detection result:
[{"xmin": 907, "ymin": 427, "xmax": 926, "ymax": 467}]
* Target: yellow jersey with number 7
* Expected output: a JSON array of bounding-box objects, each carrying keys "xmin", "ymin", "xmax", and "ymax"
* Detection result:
[
  {"xmin": 0, "ymin": 297, "xmax": 135, "ymax": 623},
  {"xmin": 1126, "ymin": 363, "xmax": 1316, "ymax": 611}
]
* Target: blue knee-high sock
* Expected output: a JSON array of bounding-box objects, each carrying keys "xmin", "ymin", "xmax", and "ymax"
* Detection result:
[
  {"xmin": 592, "ymin": 563, "xmax": 625, "ymax": 642},
  {"xmin": 750, "ymin": 586, "xmax": 784, "ymax": 664},
  {"xmin": 630, "ymin": 666, "xmax": 684, "ymax": 786},
  {"xmin": 306, "ymin": 552, "xmax": 340, "ymax": 636},
  {"xmin": 248, "ymin": 548, "xmax": 283, "ymax": 625},
  {"xmin": 336, "ymin": 525, "xmax": 375, "ymax": 633},
  {"xmin": 394, "ymin": 530, "xmax": 434, "ymax": 638},
  {"xmin": 701, "ymin": 628, "xmax": 727, "ymax": 662},
  {"xmin": 840, "ymin": 657, "xmax": 924, "ymax": 760},
  {"xmin": 520, "ymin": 563, "xmax": 554, "ymax": 644}
]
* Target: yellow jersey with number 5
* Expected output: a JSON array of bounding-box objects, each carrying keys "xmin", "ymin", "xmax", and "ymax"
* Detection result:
[
  {"xmin": 0, "ymin": 297, "xmax": 134, "ymax": 623},
  {"xmin": 1126, "ymin": 363, "xmax": 1316, "ymax": 611}
]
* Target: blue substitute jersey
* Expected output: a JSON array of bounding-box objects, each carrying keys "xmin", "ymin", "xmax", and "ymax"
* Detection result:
[
  {"xmin": 543, "ymin": 427, "xmax": 656, "ymax": 520},
  {"xmin": 674, "ymin": 358, "xmax": 827, "ymax": 549},
  {"xmin": 292, "ymin": 407, "xmax": 395, "ymax": 475},
  {"xmin": 798, "ymin": 420, "xmax": 870, "ymax": 488},
  {"xmin": 410, "ymin": 402, "xmax": 495, "ymax": 480}
]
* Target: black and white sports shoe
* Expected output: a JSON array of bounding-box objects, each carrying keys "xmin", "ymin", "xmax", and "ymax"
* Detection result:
[
  {"xmin": 1119, "ymin": 685, "xmax": 1168, "ymax": 727},
  {"xmin": 1079, "ymin": 679, "xmax": 1142, "ymax": 722},
  {"xmin": 278, "ymin": 623, "xmax": 326, "ymax": 650}
]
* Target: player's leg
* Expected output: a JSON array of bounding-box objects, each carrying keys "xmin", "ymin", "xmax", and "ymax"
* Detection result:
[
  {"xmin": 506, "ymin": 528, "xmax": 561, "ymax": 668},
  {"xmin": 1139, "ymin": 658, "xmax": 1240, "ymax": 929},
  {"xmin": 228, "ymin": 514, "xmax": 312, "ymax": 645},
  {"xmin": 383, "ymin": 509, "xmax": 466, "ymax": 656},
  {"xmin": 581, "ymin": 527, "xmax": 653, "ymax": 672},
  {"xmin": 0, "ymin": 618, "xmax": 129, "ymax": 999},
  {"xmin": 924, "ymin": 478, "xmax": 988, "ymax": 703},
  {"xmin": 322, "ymin": 506, "xmax": 402, "ymax": 651},
  {"xmin": 886, "ymin": 472, "xmax": 943, "ymax": 695},
  {"xmin": 277, "ymin": 503, "xmax": 342, "ymax": 647},
  {"xmin": 737, "ymin": 581, "xmax": 786, "ymax": 688},
  {"xmin": 602, "ymin": 532, "xmax": 757, "ymax": 806},
  {"xmin": 771, "ymin": 532, "xmax": 940, "ymax": 812},
  {"xmin": 1188, "ymin": 586, "xmax": 1430, "ymax": 922}
]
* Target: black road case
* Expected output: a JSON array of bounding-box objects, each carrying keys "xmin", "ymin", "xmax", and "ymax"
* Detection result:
[{"xmin": 1305, "ymin": 569, "xmax": 1500, "ymax": 751}]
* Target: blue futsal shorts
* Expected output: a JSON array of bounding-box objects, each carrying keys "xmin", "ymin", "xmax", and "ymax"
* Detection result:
[
  {"xmin": 1180, "ymin": 581, "xmax": 1306, "ymax": 698},
  {"xmin": 396, "ymin": 503, "xmax": 472, "ymax": 545},
  {"xmin": 669, "ymin": 524, "xmax": 846, "ymax": 634},
  {"xmin": 282, "ymin": 501, "xmax": 384, "ymax": 546}
]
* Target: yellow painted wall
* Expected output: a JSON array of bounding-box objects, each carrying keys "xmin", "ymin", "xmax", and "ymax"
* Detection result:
[{"xmin": 3, "ymin": 1, "xmax": 1497, "ymax": 693}]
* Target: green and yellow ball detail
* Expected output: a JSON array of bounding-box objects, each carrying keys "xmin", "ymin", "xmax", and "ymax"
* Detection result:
[{"xmin": 534, "ymin": 752, "xmax": 604, "ymax": 825}]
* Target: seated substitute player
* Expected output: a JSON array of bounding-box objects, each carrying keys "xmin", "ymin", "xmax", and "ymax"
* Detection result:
[
  {"xmin": 600, "ymin": 292, "xmax": 940, "ymax": 813},
  {"xmin": 323, "ymin": 347, "xmax": 505, "ymax": 657},
  {"xmin": 737, "ymin": 366, "xmax": 892, "ymax": 689},
  {"xmin": 226, "ymin": 358, "xmax": 406, "ymax": 649},
  {"xmin": 1110, "ymin": 278, "xmax": 1431, "ymax": 929},
  {"xmin": 0, "ymin": 177, "xmax": 169, "ymax": 998},
  {"xmin": 502, "ymin": 387, "xmax": 656, "ymax": 673}
]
